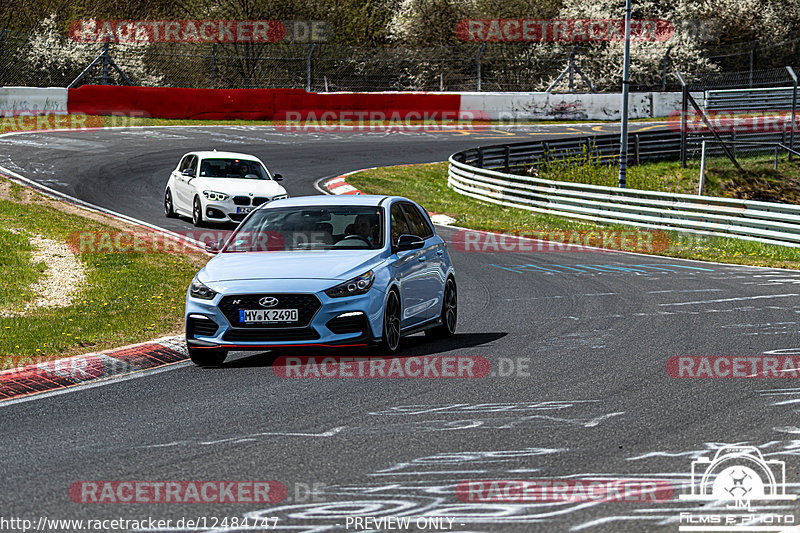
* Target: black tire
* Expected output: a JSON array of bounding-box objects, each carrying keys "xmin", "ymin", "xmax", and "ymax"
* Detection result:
[
  {"xmin": 192, "ymin": 196, "xmax": 204, "ymax": 227},
  {"xmin": 164, "ymin": 188, "xmax": 176, "ymax": 218},
  {"xmin": 188, "ymin": 347, "xmax": 227, "ymax": 367},
  {"xmin": 380, "ymin": 290, "xmax": 402, "ymax": 353},
  {"xmin": 426, "ymin": 277, "xmax": 457, "ymax": 339}
]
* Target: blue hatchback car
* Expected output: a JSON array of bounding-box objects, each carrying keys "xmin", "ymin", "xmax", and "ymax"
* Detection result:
[{"xmin": 184, "ymin": 195, "xmax": 457, "ymax": 366}]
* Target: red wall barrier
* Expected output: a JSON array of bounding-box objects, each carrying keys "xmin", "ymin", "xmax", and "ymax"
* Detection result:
[{"xmin": 67, "ymin": 85, "xmax": 462, "ymax": 120}]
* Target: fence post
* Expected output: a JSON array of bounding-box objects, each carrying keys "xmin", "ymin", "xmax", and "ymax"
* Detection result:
[
  {"xmin": 677, "ymin": 71, "xmax": 688, "ymax": 167},
  {"xmin": 477, "ymin": 147, "xmax": 484, "ymax": 168},
  {"xmin": 210, "ymin": 43, "xmax": 216, "ymax": 89},
  {"xmin": 698, "ymin": 140, "xmax": 706, "ymax": 195},
  {"xmin": 749, "ymin": 40, "xmax": 757, "ymax": 88},
  {"xmin": 634, "ymin": 134, "xmax": 640, "ymax": 165},
  {"xmin": 476, "ymin": 43, "xmax": 486, "ymax": 92},
  {"xmin": 306, "ymin": 43, "xmax": 317, "ymax": 92},
  {"xmin": 661, "ymin": 46, "xmax": 673, "ymax": 91},
  {"xmin": 775, "ymin": 147, "xmax": 779, "ymax": 169},
  {"xmin": 101, "ymin": 35, "xmax": 110, "ymax": 85},
  {"xmin": 787, "ymin": 66, "xmax": 798, "ymax": 161}
]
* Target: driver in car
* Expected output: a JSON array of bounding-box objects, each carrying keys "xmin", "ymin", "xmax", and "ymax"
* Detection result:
[{"xmin": 351, "ymin": 214, "xmax": 378, "ymax": 245}]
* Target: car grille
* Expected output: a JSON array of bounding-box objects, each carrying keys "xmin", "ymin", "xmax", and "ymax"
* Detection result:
[
  {"xmin": 223, "ymin": 328, "xmax": 320, "ymax": 342},
  {"xmin": 218, "ymin": 294, "xmax": 322, "ymax": 328},
  {"xmin": 326, "ymin": 313, "xmax": 369, "ymax": 334},
  {"xmin": 187, "ymin": 316, "xmax": 219, "ymax": 337},
  {"xmin": 228, "ymin": 213, "xmax": 247, "ymax": 222},
  {"xmin": 233, "ymin": 196, "xmax": 250, "ymax": 206},
  {"xmin": 252, "ymin": 196, "xmax": 269, "ymax": 206}
]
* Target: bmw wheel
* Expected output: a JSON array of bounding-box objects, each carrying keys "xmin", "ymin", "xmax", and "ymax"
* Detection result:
[
  {"xmin": 426, "ymin": 277, "xmax": 457, "ymax": 339},
  {"xmin": 164, "ymin": 189, "xmax": 176, "ymax": 218},
  {"xmin": 381, "ymin": 290, "xmax": 402, "ymax": 353},
  {"xmin": 192, "ymin": 196, "xmax": 204, "ymax": 227},
  {"xmin": 188, "ymin": 347, "xmax": 228, "ymax": 367}
]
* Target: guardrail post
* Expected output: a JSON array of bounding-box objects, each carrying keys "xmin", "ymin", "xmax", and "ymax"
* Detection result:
[
  {"xmin": 477, "ymin": 147, "xmax": 484, "ymax": 168},
  {"xmin": 731, "ymin": 130, "xmax": 736, "ymax": 157},
  {"xmin": 504, "ymin": 145, "xmax": 510, "ymax": 173},
  {"xmin": 775, "ymin": 147, "xmax": 779, "ymax": 169},
  {"xmin": 634, "ymin": 134, "xmax": 640, "ymax": 165},
  {"xmin": 542, "ymin": 142, "xmax": 550, "ymax": 168}
]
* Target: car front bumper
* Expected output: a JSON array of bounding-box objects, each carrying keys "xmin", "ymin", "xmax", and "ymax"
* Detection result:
[{"xmin": 184, "ymin": 287, "xmax": 386, "ymax": 351}]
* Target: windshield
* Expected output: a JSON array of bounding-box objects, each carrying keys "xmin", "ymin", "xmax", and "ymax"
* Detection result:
[
  {"xmin": 224, "ymin": 206, "xmax": 384, "ymax": 252},
  {"xmin": 198, "ymin": 158, "xmax": 271, "ymax": 180}
]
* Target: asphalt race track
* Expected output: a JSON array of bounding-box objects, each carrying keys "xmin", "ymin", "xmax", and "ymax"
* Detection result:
[{"xmin": 3, "ymin": 123, "xmax": 800, "ymax": 532}]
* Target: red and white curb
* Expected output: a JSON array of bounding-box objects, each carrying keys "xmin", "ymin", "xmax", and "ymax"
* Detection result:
[
  {"xmin": 320, "ymin": 171, "xmax": 456, "ymax": 225},
  {"xmin": 0, "ymin": 336, "xmax": 188, "ymax": 403}
]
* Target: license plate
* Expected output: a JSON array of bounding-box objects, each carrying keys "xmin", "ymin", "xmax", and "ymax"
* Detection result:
[
  {"xmin": 239, "ymin": 309, "xmax": 298, "ymax": 323},
  {"xmin": 237, "ymin": 207, "xmax": 255, "ymax": 214}
]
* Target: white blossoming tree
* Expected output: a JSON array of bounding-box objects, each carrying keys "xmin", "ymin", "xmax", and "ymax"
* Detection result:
[{"xmin": 20, "ymin": 14, "xmax": 163, "ymax": 87}]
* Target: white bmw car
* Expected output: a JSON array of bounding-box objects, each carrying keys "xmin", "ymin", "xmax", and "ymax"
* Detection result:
[{"xmin": 164, "ymin": 151, "xmax": 288, "ymax": 226}]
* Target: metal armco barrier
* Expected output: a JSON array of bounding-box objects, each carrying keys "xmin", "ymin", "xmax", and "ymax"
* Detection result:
[
  {"xmin": 448, "ymin": 131, "xmax": 800, "ymax": 248},
  {"xmin": 705, "ymin": 87, "xmax": 796, "ymax": 111}
]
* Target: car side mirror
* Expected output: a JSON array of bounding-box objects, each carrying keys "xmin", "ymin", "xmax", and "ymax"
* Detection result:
[
  {"xmin": 273, "ymin": 173, "xmax": 284, "ymax": 181},
  {"xmin": 395, "ymin": 234, "xmax": 425, "ymax": 252},
  {"xmin": 205, "ymin": 240, "xmax": 221, "ymax": 253},
  {"xmin": 182, "ymin": 168, "xmax": 195, "ymax": 177}
]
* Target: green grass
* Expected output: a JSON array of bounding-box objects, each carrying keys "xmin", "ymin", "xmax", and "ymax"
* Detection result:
[
  {"xmin": 0, "ymin": 229, "xmax": 44, "ymax": 309},
  {"xmin": 530, "ymin": 149, "xmax": 800, "ymax": 203},
  {"xmin": 346, "ymin": 162, "xmax": 800, "ymax": 270},
  {"xmin": 0, "ymin": 182, "xmax": 205, "ymax": 364}
]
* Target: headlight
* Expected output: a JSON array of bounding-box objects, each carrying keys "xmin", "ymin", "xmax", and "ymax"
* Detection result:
[
  {"xmin": 325, "ymin": 270, "xmax": 374, "ymax": 298},
  {"xmin": 273, "ymin": 194, "xmax": 288, "ymax": 200},
  {"xmin": 190, "ymin": 278, "xmax": 218, "ymax": 300},
  {"xmin": 202, "ymin": 191, "xmax": 229, "ymax": 201}
]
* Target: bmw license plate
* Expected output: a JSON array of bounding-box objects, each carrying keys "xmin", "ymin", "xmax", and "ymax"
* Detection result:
[
  {"xmin": 237, "ymin": 207, "xmax": 255, "ymax": 214},
  {"xmin": 239, "ymin": 309, "xmax": 298, "ymax": 323}
]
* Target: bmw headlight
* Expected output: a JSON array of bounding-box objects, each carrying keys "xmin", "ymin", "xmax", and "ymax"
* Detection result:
[
  {"xmin": 325, "ymin": 270, "xmax": 374, "ymax": 298},
  {"xmin": 190, "ymin": 278, "xmax": 218, "ymax": 300},
  {"xmin": 203, "ymin": 191, "xmax": 229, "ymax": 201}
]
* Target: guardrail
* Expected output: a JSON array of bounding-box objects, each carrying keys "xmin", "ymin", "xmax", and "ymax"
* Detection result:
[
  {"xmin": 705, "ymin": 87, "xmax": 796, "ymax": 111},
  {"xmin": 448, "ymin": 132, "xmax": 800, "ymax": 247}
]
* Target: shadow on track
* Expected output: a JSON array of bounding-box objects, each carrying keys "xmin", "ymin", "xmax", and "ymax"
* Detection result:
[{"xmin": 216, "ymin": 331, "xmax": 508, "ymax": 369}]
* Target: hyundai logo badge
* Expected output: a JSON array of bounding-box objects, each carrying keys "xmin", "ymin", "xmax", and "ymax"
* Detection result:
[{"xmin": 259, "ymin": 296, "xmax": 279, "ymax": 308}]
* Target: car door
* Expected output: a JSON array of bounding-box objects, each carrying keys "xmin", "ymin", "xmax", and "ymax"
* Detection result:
[
  {"xmin": 174, "ymin": 155, "xmax": 198, "ymax": 213},
  {"xmin": 389, "ymin": 202, "xmax": 428, "ymax": 328},
  {"xmin": 400, "ymin": 202, "xmax": 445, "ymax": 320}
]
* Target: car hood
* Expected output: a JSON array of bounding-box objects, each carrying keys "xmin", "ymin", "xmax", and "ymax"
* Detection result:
[
  {"xmin": 199, "ymin": 250, "xmax": 386, "ymax": 283},
  {"xmin": 192, "ymin": 177, "xmax": 285, "ymax": 197}
]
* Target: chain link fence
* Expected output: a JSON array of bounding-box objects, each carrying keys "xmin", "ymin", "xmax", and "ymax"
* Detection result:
[{"xmin": 3, "ymin": 27, "xmax": 800, "ymax": 92}]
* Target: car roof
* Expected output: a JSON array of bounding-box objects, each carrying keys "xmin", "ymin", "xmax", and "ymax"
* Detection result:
[
  {"xmin": 265, "ymin": 194, "xmax": 409, "ymax": 208},
  {"xmin": 189, "ymin": 151, "xmax": 263, "ymax": 160}
]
